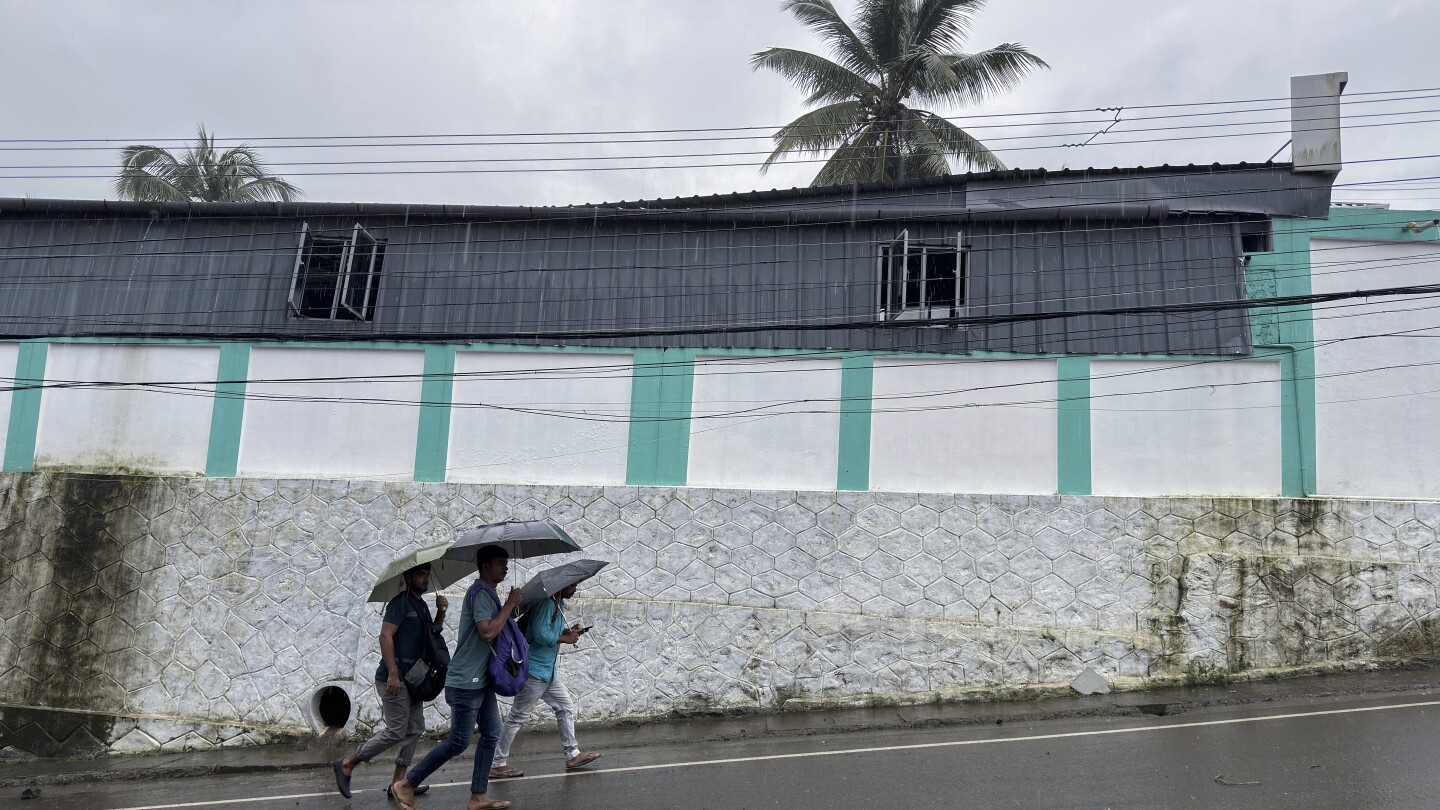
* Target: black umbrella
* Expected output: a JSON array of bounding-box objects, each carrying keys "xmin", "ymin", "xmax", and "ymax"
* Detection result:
[
  {"xmin": 517, "ymin": 559, "xmax": 609, "ymax": 612},
  {"xmin": 442, "ymin": 520, "xmax": 581, "ymax": 564}
]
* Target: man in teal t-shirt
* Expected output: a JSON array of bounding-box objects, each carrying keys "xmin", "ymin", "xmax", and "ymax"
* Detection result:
[
  {"xmin": 390, "ymin": 545, "xmax": 523, "ymax": 810},
  {"xmin": 490, "ymin": 582, "xmax": 601, "ymax": 778}
]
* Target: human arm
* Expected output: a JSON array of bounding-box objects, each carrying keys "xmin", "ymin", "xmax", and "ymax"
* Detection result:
[
  {"xmin": 525, "ymin": 599, "xmax": 566, "ymax": 648},
  {"xmin": 378, "ymin": 621, "xmax": 402, "ymax": 695},
  {"xmin": 433, "ymin": 594, "xmax": 448, "ymax": 627},
  {"xmin": 474, "ymin": 587, "xmax": 523, "ymax": 641}
]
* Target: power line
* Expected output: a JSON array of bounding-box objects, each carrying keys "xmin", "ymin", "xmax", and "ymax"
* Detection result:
[
  {"xmin": 11, "ymin": 108, "xmax": 1440, "ymax": 170},
  {"xmin": 4, "ymin": 84, "xmax": 1433, "ymax": 146},
  {"xmin": 2, "ymin": 245, "xmax": 1433, "ymax": 337},
  {"xmin": 9, "ymin": 123, "xmax": 1440, "ymax": 179},
  {"xmin": 9, "ymin": 296, "xmax": 1429, "ymax": 402},
  {"xmin": 10, "ymin": 318, "xmax": 1437, "ymax": 425},
  {"xmin": 2, "ymin": 170, "xmax": 1431, "ymax": 263}
]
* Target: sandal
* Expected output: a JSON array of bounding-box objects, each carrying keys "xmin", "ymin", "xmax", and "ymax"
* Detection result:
[
  {"xmin": 387, "ymin": 785, "xmax": 430, "ymax": 797},
  {"xmin": 565, "ymin": 751, "xmax": 602, "ymax": 770},
  {"xmin": 490, "ymin": 766, "xmax": 526, "ymax": 779},
  {"xmin": 389, "ymin": 782, "xmax": 421, "ymax": 810},
  {"xmin": 469, "ymin": 802, "xmax": 512, "ymax": 810},
  {"xmin": 332, "ymin": 758, "xmax": 352, "ymax": 799}
]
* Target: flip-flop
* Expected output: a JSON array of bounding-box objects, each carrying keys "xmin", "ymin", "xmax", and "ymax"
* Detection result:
[
  {"xmin": 387, "ymin": 784, "xmax": 430, "ymax": 797},
  {"xmin": 565, "ymin": 752, "xmax": 602, "ymax": 770},
  {"xmin": 490, "ymin": 766, "xmax": 526, "ymax": 779},
  {"xmin": 389, "ymin": 783, "xmax": 420, "ymax": 810},
  {"xmin": 332, "ymin": 759, "xmax": 351, "ymax": 799},
  {"xmin": 470, "ymin": 802, "xmax": 511, "ymax": 810}
]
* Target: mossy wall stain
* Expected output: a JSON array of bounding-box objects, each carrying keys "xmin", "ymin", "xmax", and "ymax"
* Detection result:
[{"xmin": 0, "ymin": 473, "xmax": 163, "ymax": 756}]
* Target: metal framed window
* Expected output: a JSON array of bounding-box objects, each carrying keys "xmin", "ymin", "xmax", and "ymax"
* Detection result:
[
  {"xmin": 878, "ymin": 230, "xmax": 966, "ymax": 321},
  {"xmin": 288, "ymin": 223, "xmax": 385, "ymax": 321}
]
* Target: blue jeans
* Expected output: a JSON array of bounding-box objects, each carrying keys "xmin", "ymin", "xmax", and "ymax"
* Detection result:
[{"xmin": 405, "ymin": 686, "xmax": 500, "ymax": 795}]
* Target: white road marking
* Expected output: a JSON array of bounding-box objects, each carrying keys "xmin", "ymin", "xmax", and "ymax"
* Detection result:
[{"xmin": 112, "ymin": 697, "xmax": 1440, "ymax": 810}]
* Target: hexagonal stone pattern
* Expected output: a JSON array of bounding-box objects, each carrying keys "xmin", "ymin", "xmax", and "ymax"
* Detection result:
[{"xmin": 4, "ymin": 474, "xmax": 1440, "ymax": 757}]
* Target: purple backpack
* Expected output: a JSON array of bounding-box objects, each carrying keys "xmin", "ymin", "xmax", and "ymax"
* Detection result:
[{"xmin": 474, "ymin": 584, "xmax": 529, "ymax": 696}]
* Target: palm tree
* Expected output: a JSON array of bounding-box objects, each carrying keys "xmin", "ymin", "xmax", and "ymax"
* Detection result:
[
  {"xmin": 752, "ymin": 0, "xmax": 1047, "ymax": 186},
  {"xmin": 114, "ymin": 125, "xmax": 301, "ymax": 202}
]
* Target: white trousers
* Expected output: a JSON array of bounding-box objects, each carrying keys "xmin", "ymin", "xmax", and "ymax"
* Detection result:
[{"xmin": 494, "ymin": 675, "xmax": 580, "ymax": 765}]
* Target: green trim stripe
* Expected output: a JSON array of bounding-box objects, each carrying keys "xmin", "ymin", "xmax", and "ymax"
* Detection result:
[
  {"xmin": 414, "ymin": 344, "xmax": 457, "ymax": 483},
  {"xmin": 3, "ymin": 342, "xmax": 48, "ymax": 473},
  {"xmin": 1056, "ymin": 357, "xmax": 1092, "ymax": 496},
  {"xmin": 625, "ymin": 348, "xmax": 695, "ymax": 486},
  {"xmin": 204, "ymin": 343, "xmax": 250, "ymax": 478},
  {"xmin": 836, "ymin": 355, "xmax": 874, "ymax": 491},
  {"xmin": 1317, "ymin": 207, "xmax": 1440, "ymax": 243}
]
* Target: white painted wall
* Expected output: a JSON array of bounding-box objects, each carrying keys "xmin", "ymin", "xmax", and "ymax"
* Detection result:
[
  {"xmin": 33, "ymin": 344, "xmax": 219, "ymax": 474},
  {"xmin": 869, "ymin": 358, "xmax": 1058, "ymax": 494},
  {"xmin": 687, "ymin": 355, "xmax": 843, "ymax": 490},
  {"xmin": 1091, "ymin": 360, "xmax": 1282, "ymax": 497},
  {"xmin": 1312, "ymin": 238, "xmax": 1440, "ymax": 498},
  {"xmin": 449, "ymin": 352, "xmax": 632, "ymax": 485},
  {"xmin": 238, "ymin": 348, "xmax": 424, "ymax": 479},
  {"xmin": 0, "ymin": 343, "xmax": 18, "ymax": 463}
]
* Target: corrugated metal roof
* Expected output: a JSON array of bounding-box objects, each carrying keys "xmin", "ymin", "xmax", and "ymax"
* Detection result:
[
  {"xmin": 0, "ymin": 162, "xmax": 1332, "ymax": 354},
  {"xmin": 0, "ymin": 161, "xmax": 1329, "ymax": 220}
]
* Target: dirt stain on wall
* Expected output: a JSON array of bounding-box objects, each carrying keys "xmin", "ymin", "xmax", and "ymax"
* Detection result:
[{"xmin": 0, "ymin": 474, "xmax": 163, "ymax": 756}]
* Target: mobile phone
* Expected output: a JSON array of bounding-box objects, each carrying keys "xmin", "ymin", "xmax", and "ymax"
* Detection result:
[{"xmin": 579, "ymin": 625, "xmax": 593, "ymax": 633}]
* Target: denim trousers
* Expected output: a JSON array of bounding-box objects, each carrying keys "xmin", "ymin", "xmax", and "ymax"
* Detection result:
[
  {"xmin": 353, "ymin": 681, "xmax": 424, "ymax": 766},
  {"xmin": 494, "ymin": 676, "xmax": 580, "ymax": 765},
  {"xmin": 405, "ymin": 686, "xmax": 500, "ymax": 795}
]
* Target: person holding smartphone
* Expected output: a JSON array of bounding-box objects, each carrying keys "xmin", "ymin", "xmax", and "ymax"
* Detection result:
[{"xmin": 490, "ymin": 582, "xmax": 601, "ymax": 778}]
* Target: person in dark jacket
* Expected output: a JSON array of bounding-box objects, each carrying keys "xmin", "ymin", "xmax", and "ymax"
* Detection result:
[
  {"xmin": 332, "ymin": 562, "xmax": 447, "ymax": 799},
  {"xmin": 489, "ymin": 583, "xmax": 600, "ymax": 779}
]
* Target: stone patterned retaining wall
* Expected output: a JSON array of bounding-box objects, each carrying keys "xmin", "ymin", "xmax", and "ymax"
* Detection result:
[{"xmin": 2, "ymin": 472, "xmax": 1439, "ymax": 755}]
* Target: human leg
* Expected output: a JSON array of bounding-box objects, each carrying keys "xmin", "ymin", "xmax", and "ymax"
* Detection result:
[
  {"xmin": 334, "ymin": 683, "xmax": 408, "ymax": 797},
  {"xmin": 394, "ymin": 687, "xmax": 481, "ymax": 807},
  {"xmin": 350, "ymin": 683, "xmax": 412, "ymax": 766},
  {"xmin": 468, "ymin": 687, "xmax": 504, "ymax": 800},
  {"xmin": 389, "ymin": 686, "xmax": 427, "ymax": 788},
  {"xmin": 539, "ymin": 679, "xmax": 580, "ymax": 761},
  {"xmin": 493, "ymin": 677, "xmax": 547, "ymax": 770}
]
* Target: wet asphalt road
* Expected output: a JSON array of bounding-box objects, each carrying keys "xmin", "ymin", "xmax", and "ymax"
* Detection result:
[{"xmin": 18, "ymin": 690, "xmax": 1440, "ymax": 810}]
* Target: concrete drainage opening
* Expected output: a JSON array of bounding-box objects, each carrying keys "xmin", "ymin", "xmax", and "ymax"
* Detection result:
[{"xmin": 311, "ymin": 686, "xmax": 351, "ymax": 730}]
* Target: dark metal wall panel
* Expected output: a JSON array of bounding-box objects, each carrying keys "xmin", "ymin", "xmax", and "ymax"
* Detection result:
[{"xmin": 0, "ymin": 210, "xmax": 1254, "ymax": 356}]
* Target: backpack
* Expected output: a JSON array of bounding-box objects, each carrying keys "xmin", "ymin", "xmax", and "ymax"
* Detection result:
[
  {"xmin": 478, "ymin": 585, "xmax": 529, "ymax": 697},
  {"xmin": 401, "ymin": 593, "xmax": 451, "ymax": 702}
]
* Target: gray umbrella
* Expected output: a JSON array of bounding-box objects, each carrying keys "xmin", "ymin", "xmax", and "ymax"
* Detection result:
[
  {"xmin": 442, "ymin": 520, "xmax": 581, "ymax": 564},
  {"xmin": 517, "ymin": 559, "xmax": 609, "ymax": 612}
]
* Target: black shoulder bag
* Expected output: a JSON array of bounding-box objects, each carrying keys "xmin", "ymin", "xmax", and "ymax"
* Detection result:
[{"xmin": 401, "ymin": 593, "xmax": 452, "ymax": 701}]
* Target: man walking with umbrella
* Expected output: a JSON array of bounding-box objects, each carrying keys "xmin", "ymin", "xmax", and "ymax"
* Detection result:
[
  {"xmin": 335, "ymin": 542, "xmax": 471, "ymax": 800},
  {"xmin": 391, "ymin": 544, "xmax": 522, "ymax": 810},
  {"xmin": 491, "ymin": 559, "xmax": 606, "ymax": 779}
]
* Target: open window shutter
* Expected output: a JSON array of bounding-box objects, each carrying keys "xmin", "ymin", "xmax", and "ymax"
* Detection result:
[
  {"xmin": 287, "ymin": 223, "xmax": 313, "ymax": 316},
  {"xmin": 882, "ymin": 230, "xmax": 908, "ymax": 320},
  {"xmin": 341, "ymin": 225, "xmax": 379, "ymax": 319},
  {"xmin": 328, "ymin": 224, "xmax": 362, "ymax": 318}
]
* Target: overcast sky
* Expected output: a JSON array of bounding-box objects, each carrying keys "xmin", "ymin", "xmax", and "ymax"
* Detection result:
[{"xmin": 1, "ymin": 0, "xmax": 1436, "ymax": 208}]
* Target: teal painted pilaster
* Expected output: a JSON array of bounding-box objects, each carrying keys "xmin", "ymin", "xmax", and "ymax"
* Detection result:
[
  {"xmin": 625, "ymin": 348, "xmax": 695, "ymax": 486},
  {"xmin": 204, "ymin": 343, "xmax": 250, "ymax": 478},
  {"xmin": 836, "ymin": 355, "xmax": 874, "ymax": 491},
  {"xmin": 414, "ymin": 344, "xmax": 457, "ymax": 483},
  {"xmin": 1056, "ymin": 356, "xmax": 1092, "ymax": 495},
  {"xmin": 1271, "ymin": 219, "xmax": 1316, "ymax": 497},
  {"xmin": 3, "ymin": 342, "xmax": 48, "ymax": 472}
]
